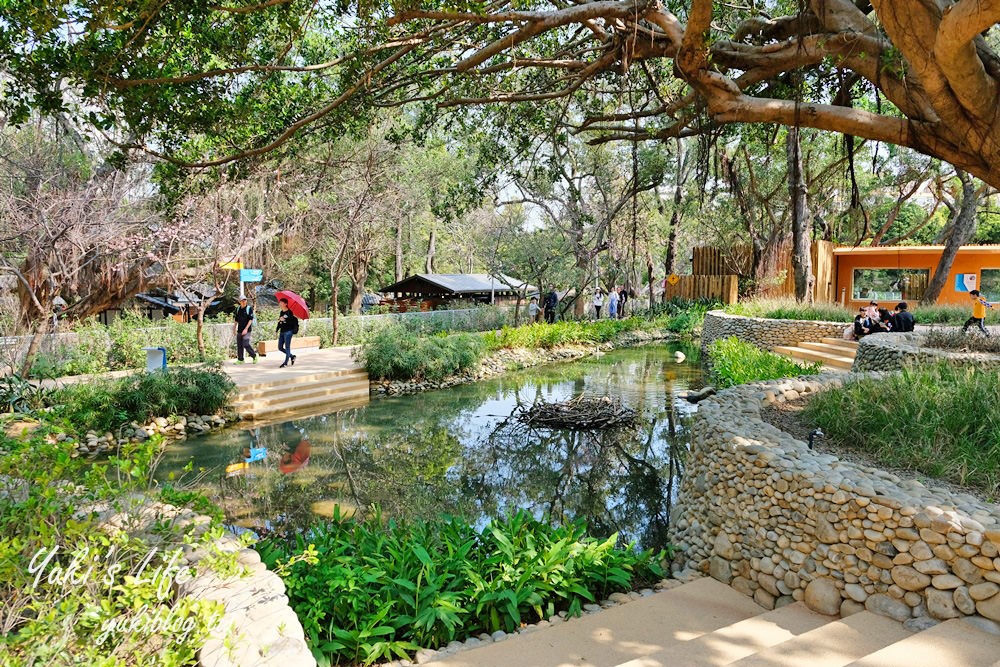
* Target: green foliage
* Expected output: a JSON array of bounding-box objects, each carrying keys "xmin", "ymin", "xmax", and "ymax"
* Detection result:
[
  {"xmin": 0, "ymin": 430, "xmax": 225, "ymax": 666},
  {"xmin": 924, "ymin": 329, "xmax": 1000, "ymax": 354},
  {"xmin": 355, "ymin": 325, "xmax": 485, "ymax": 382},
  {"xmin": 258, "ymin": 509, "xmax": 666, "ymax": 666},
  {"xmin": 0, "ymin": 374, "xmax": 53, "ymax": 414},
  {"xmin": 49, "ymin": 367, "xmax": 235, "ymax": 434},
  {"xmin": 805, "ymin": 362, "xmax": 1000, "ymax": 495},
  {"xmin": 28, "ymin": 332, "xmax": 111, "ymax": 378},
  {"xmin": 708, "ymin": 337, "xmax": 822, "ymax": 388},
  {"xmin": 482, "ymin": 318, "xmax": 641, "ymax": 351},
  {"xmin": 103, "ymin": 312, "xmax": 226, "ymax": 368},
  {"xmin": 725, "ymin": 299, "xmax": 853, "ymax": 322}
]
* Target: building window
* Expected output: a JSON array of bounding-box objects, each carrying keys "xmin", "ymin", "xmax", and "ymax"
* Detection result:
[
  {"xmin": 982, "ymin": 269, "xmax": 1000, "ymax": 302},
  {"xmin": 852, "ymin": 269, "xmax": 929, "ymax": 301}
]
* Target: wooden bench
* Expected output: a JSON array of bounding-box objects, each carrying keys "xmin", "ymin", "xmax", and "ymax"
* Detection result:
[{"xmin": 256, "ymin": 335, "xmax": 322, "ymax": 356}]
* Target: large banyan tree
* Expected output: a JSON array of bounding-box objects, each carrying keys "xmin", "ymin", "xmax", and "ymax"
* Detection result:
[{"xmin": 2, "ymin": 1, "xmax": 999, "ymax": 184}]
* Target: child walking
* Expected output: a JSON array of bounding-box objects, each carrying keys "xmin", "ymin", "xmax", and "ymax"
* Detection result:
[{"xmin": 962, "ymin": 289, "xmax": 993, "ymax": 336}]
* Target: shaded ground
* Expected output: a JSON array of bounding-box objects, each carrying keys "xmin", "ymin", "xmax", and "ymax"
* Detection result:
[{"xmin": 758, "ymin": 396, "xmax": 987, "ymax": 502}]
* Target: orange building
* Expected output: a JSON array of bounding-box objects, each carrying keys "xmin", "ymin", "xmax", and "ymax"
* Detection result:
[{"xmin": 834, "ymin": 245, "xmax": 1000, "ymax": 307}]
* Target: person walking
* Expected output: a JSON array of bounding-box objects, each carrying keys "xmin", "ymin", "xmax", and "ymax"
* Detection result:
[
  {"xmin": 276, "ymin": 298, "xmax": 299, "ymax": 367},
  {"xmin": 593, "ymin": 289, "xmax": 604, "ymax": 319},
  {"xmin": 618, "ymin": 286, "xmax": 629, "ymax": 318},
  {"xmin": 962, "ymin": 289, "xmax": 993, "ymax": 336},
  {"xmin": 544, "ymin": 289, "xmax": 559, "ymax": 324},
  {"xmin": 528, "ymin": 296, "xmax": 542, "ymax": 323},
  {"xmin": 233, "ymin": 296, "xmax": 258, "ymax": 364},
  {"xmin": 607, "ymin": 287, "xmax": 619, "ymax": 319}
]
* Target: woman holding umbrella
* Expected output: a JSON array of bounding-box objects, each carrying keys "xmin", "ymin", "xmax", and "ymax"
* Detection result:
[{"xmin": 274, "ymin": 290, "xmax": 310, "ymax": 367}]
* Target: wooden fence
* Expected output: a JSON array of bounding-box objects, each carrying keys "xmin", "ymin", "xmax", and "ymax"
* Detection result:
[
  {"xmin": 692, "ymin": 240, "xmax": 837, "ymax": 302},
  {"xmin": 663, "ymin": 274, "xmax": 739, "ymax": 304}
]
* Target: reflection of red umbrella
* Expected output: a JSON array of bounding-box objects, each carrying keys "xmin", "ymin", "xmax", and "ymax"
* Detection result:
[
  {"xmin": 274, "ymin": 290, "xmax": 310, "ymax": 319},
  {"xmin": 279, "ymin": 438, "xmax": 311, "ymax": 475}
]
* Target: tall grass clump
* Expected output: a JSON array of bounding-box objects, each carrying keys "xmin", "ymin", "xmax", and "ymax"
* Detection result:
[
  {"xmin": 725, "ymin": 298, "xmax": 852, "ymax": 322},
  {"xmin": 49, "ymin": 366, "xmax": 236, "ymax": 434},
  {"xmin": 924, "ymin": 329, "xmax": 1000, "ymax": 354},
  {"xmin": 908, "ymin": 303, "xmax": 983, "ymax": 326},
  {"xmin": 804, "ymin": 362, "xmax": 1000, "ymax": 495},
  {"xmin": 708, "ymin": 336, "xmax": 822, "ymax": 387},
  {"xmin": 482, "ymin": 319, "xmax": 641, "ymax": 351},
  {"xmin": 355, "ymin": 325, "xmax": 485, "ymax": 382},
  {"xmin": 258, "ymin": 509, "xmax": 666, "ymax": 666}
]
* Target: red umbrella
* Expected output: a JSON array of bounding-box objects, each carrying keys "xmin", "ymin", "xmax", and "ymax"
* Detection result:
[{"xmin": 274, "ymin": 290, "xmax": 310, "ymax": 319}]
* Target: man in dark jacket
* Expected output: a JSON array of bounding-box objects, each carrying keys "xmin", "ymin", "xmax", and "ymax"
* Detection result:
[
  {"xmin": 893, "ymin": 302, "xmax": 915, "ymax": 333},
  {"xmin": 543, "ymin": 289, "xmax": 558, "ymax": 324},
  {"xmin": 234, "ymin": 296, "xmax": 258, "ymax": 364}
]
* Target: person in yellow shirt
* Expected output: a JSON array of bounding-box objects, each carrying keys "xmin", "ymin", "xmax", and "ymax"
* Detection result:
[{"xmin": 962, "ymin": 289, "xmax": 993, "ymax": 336}]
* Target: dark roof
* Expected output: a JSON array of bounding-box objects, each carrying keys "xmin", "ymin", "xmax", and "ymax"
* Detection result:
[{"xmin": 380, "ymin": 273, "xmax": 535, "ymax": 296}]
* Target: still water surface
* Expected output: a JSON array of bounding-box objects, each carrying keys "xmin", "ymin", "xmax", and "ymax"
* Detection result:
[{"xmin": 155, "ymin": 343, "xmax": 704, "ymax": 549}]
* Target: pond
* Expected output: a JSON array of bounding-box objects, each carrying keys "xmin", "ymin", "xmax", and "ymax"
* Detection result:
[{"xmin": 155, "ymin": 342, "xmax": 705, "ymax": 550}]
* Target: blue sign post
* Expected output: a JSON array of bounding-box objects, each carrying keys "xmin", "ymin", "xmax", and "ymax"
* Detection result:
[{"xmin": 240, "ymin": 269, "xmax": 264, "ymax": 282}]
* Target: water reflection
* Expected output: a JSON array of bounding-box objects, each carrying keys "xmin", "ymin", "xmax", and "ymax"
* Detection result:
[{"xmin": 156, "ymin": 343, "xmax": 702, "ymax": 549}]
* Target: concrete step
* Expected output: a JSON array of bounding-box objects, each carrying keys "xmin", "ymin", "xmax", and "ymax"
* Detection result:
[
  {"xmin": 772, "ymin": 346, "xmax": 855, "ymax": 370},
  {"xmin": 798, "ymin": 341, "xmax": 858, "ymax": 358},
  {"xmin": 844, "ymin": 617, "xmax": 1000, "ymax": 667},
  {"xmin": 616, "ymin": 602, "xmax": 831, "ymax": 667},
  {"xmin": 821, "ymin": 337, "xmax": 859, "ymax": 349},
  {"xmin": 238, "ymin": 390, "xmax": 370, "ymax": 422},
  {"xmin": 426, "ymin": 578, "xmax": 765, "ymax": 667},
  {"xmin": 233, "ymin": 375, "xmax": 370, "ymax": 408},
  {"xmin": 724, "ymin": 611, "xmax": 911, "ymax": 667},
  {"xmin": 234, "ymin": 368, "xmax": 368, "ymax": 396}
]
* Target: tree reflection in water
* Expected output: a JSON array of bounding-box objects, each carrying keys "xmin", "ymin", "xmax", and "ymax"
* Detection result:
[{"xmin": 172, "ymin": 345, "xmax": 698, "ymax": 548}]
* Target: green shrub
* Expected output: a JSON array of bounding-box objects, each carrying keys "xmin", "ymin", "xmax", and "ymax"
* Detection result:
[
  {"xmin": 49, "ymin": 366, "xmax": 235, "ymax": 434},
  {"xmin": 909, "ymin": 303, "xmax": 981, "ymax": 326},
  {"xmin": 708, "ymin": 336, "xmax": 822, "ymax": 387},
  {"xmin": 258, "ymin": 509, "xmax": 666, "ymax": 666},
  {"xmin": 355, "ymin": 326, "xmax": 485, "ymax": 382},
  {"xmin": 482, "ymin": 319, "xmax": 641, "ymax": 351},
  {"xmin": 924, "ymin": 329, "xmax": 1000, "ymax": 354},
  {"xmin": 103, "ymin": 311, "xmax": 226, "ymax": 369},
  {"xmin": 0, "ymin": 431, "xmax": 225, "ymax": 666},
  {"xmin": 805, "ymin": 362, "xmax": 1000, "ymax": 495},
  {"xmin": 0, "ymin": 374, "xmax": 54, "ymax": 414}
]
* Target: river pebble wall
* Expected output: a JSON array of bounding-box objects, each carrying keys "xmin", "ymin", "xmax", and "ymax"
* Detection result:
[
  {"xmin": 701, "ymin": 311, "xmax": 845, "ymax": 351},
  {"xmin": 852, "ymin": 331, "xmax": 1000, "ymax": 372},
  {"xmin": 670, "ymin": 373, "xmax": 1000, "ymax": 633}
]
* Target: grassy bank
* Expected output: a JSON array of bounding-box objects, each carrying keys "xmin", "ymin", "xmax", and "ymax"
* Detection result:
[
  {"xmin": 724, "ymin": 298, "xmax": 980, "ymax": 326},
  {"xmin": 805, "ymin": 362, "xmax": 1000, "ymax": 497},
  {"xmin": 707, "ymin": 336, "xmax": 822, "ymax": 387}
]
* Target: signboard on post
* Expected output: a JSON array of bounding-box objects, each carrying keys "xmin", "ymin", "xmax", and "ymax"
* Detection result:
[
  {"xmin": 955, "ymin": 273, "xmax": 977, "ymax": 292},
  {"xmin": 240, "ymin": 269, "xmax": 264, "ymax": 282},
  {"xmin": 220, "ymin": 260, "xmax": 243, "ymax": 270}
]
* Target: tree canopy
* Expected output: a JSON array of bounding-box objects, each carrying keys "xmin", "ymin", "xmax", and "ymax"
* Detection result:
[{"xmin": 3, "ymin": 1, "xmax": 1000, "ymax": 184}]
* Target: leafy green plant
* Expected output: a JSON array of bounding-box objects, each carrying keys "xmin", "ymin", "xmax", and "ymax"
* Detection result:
[
  {"xmin": 708, "ymin": 336, "xmax": 822, "ymax": 387},
  {"xmin": 0, "ymin": 374, "xmax": 54, "ymax": 414},
  {"xmin": 258, "ymin": 508, "xmax": 666, "ymax": 666},
  {"xmin": 805, "ymin": 362, "xmax": 1000, "ymax": 495},
  {"xmin": 103, "ymin": 311, "xmax": 226, "ymax": 369},
  {"xmin": 355, "ymin": 325, "xmax": 485, "ymax": 382},
  {"xmin": 48, "ymin": 366, "xmax": 235, "ymax": 434}
]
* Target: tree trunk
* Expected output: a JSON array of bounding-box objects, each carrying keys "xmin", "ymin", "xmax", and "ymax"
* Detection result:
[
  {"xmin": 787, "ymin": 127, "xmax": 812, "ymax": 303},
  {"xmin": 646, "ymin": 244, "xmax": 656, "ymax": 309},
  {"xmin": 921, "ymin": 172, "xmax": 979, "ymax": 304},
  {"xmin": 196, "ymin": 303, "xmax": 207, "ymax": 361},
  {"xmin": 348, "ymin": 255, "xmax": 369, "ymax": 314},
  {"xmin": 331, "ymin": 264, "xmax": 341, "ymax": 345},
  {"xmin": 18, "ymin": 331, "xmax": 44, "ymax": 377},
  {"xmin": 395, "ymin": 216, "xmax": 405, "ymax": 281},
  {"xmin": 425, "ymin": 229, "xmax": 436, "ymax": 273}
]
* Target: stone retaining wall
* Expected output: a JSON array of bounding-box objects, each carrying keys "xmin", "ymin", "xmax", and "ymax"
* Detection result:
[
  {"xmin": 670, "ymin": 374, "xmax": 1000, "ymax": 632},
  {"xmin": 701, "ymin": 311, "xmax": 846, "ymax": 352},
  {"xmin": 853, "ymin": 331, "xmax": 1000, "ymax": 372}
]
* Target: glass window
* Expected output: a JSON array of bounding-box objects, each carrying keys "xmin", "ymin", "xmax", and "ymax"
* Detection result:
[
  {"xmin": 982, "ymin": 269, "xmax": 1000, "ymax": 302},
  {"xmin": 852, "ymin": 269, "xmax": 929, "ymax": 301}
]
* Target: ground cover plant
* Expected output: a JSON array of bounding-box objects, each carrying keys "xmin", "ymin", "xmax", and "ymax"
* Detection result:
[
  {"xmin": 0, "ymin": 429, "xmax": 228, "ymax": 666},
  {"xmin": 724, "ymin": 298, "xmax": 978, "ymax": 327},
  {"xmin": 805, "ymin": 362, "xmax": 1000, "ymax": 496},
  {"xmin": 354, "ymin": 325, "xmax": 485, "ymax": 382},
  {"xmin": 47, "ymin": 366, "xmax": 235, "ymax": 435},
  {"xmin": 708, "ymin": 337, "xmax": 822, "ymax": 388},
  {"xmin": 258, "ymin": 509, "xmax": 666, "ymax": 666},
  {"xmin": 924, "ymin": 329, "xmax": 1000, "ymax": 354},
  {"xmin": 482, "ymin": 318, "xmax": 642, "ymax": 351}
]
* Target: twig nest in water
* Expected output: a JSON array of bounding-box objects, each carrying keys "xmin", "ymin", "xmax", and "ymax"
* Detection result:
[{"xmin": 518, "ymin": 395, "xmax": 637, "ymax": 430}]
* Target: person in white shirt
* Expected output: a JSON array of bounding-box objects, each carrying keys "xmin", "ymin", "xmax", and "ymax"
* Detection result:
[{"xmin": 593, "ymin": 289, "xmax": 604, "ymax": 318}]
